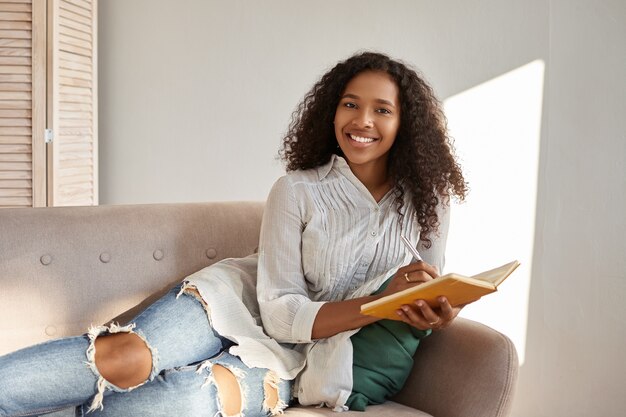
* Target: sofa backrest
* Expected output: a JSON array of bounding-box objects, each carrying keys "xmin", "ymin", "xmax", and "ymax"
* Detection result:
[{"xmin": 0, "ymin": 202, "xmax": 264, "ymax": 355}]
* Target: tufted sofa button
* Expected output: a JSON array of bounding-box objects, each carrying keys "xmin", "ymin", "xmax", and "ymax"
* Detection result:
[
  {"xmin": 45, "ymin": 325, "xmax": 57, "ymax": 336},
  {"xmin": 40, "ymin": 254, "xmax": 52, "ymax": 265},
  {"xmin": 99, "ymin": 252, "xmax": 111, "ymax": 263},
  {"xmin": 153, "ymin": 249, "xmax": 164, "ymax": 261},
  {"xmin": 206, "ymin": 248, "xmax": 217, "ymax": 259}
]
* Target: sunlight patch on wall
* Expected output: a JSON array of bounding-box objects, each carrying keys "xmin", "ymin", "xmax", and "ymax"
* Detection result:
[{"xmin": 443, "ymin": 60, "xmax": 545, "ymax": 364}]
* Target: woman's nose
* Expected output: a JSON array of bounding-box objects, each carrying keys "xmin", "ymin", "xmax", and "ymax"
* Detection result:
[{"xmin": 351, "ymin": 110, "xmax": 373, "ymax": 128}]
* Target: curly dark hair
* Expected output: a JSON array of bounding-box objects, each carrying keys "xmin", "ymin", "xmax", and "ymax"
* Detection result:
[{"xmin": 280, "ymin": 51, "xmax": 467, "ymax": 247}]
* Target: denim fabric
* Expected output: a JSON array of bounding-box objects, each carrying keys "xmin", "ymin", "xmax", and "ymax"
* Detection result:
[
  {"xmin": 0, "ymin": 285, "xmax": 292, "ymax": 417},
  {"xmin": 78, "ymin": 352, "xmax": 292, "ymax": 417}
]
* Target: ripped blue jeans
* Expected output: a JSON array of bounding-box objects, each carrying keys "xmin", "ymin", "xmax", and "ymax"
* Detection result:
[{"xmin": 0, "ymin": 284, "xmax": 292, "ymax": 417}]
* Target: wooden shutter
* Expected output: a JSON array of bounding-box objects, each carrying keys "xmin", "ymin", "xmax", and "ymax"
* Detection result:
[
  {"xmin": 0, "ymin": 0, "xmax": 46, "ymax": 207},
  {"xmin": 48, "ymin": 0, "xmax": 97, "ymax": 206}
]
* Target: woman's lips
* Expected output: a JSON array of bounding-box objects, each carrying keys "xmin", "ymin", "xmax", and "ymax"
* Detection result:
[{"xmin": 347, "ymin": 133, "xmax": 378, "ymax": 144}]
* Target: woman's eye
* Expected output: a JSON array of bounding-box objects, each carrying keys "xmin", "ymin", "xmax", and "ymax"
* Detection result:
[
  {"xmin": 344, "ymin": 102, "xmax": 357, "ymax": 109},
  {"xmin": 376, "ymin": 108, "xmax": 392, "ymax": 115}
]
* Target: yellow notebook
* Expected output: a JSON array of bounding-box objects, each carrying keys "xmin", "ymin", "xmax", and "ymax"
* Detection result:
[{"xmin": 360, "ymin": 260, "xmax": 520, "ymax": 321}]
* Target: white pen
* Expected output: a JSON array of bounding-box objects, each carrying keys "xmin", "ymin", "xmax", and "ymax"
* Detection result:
[{"xmin": 400, "ymin": 234, "xmax": 423, "ymax": 262}]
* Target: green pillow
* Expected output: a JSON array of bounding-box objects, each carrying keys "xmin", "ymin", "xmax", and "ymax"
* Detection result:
[{"xmin": 347, "ymin": 279, "xmax": 431, "ymax": 411}]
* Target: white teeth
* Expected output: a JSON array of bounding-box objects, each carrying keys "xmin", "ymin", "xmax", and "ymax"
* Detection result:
[{"xmin": 349, "ymin": 134, "xmax": 376, "ymax": 143}]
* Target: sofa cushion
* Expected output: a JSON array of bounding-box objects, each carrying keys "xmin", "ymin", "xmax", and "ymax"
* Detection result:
[{"xmin": 285, "ymin": 402, "xmax": 432, "ymax": 416}]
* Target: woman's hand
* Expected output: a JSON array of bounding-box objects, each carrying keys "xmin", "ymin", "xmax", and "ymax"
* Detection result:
[
  {"xmin": 379, "ymin": 261, "xmax": 440, "ymax": 297},
  {"xmin": 396, "ymin": 296, "xmax": 464, "ymax": 331},
  {"xmin": 380, "ymin": 261, "xmax": 463, "ymax": 331}
]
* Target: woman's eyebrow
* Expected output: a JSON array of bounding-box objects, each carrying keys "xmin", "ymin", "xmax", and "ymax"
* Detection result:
[{"xmin": 341, "ymin": 93, "xmax": 396, "ymax": 108}]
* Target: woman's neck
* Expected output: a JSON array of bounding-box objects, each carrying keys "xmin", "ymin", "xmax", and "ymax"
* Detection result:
[{"xmin": 348, "ymin": 162, "xmax": 392, "ymax": 203}]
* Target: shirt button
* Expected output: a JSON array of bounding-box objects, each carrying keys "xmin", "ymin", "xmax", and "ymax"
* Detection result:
[
  {"xmin": 374, "ymin": 207, "xmax": 380, "ymax": 212},
  {"xmin": 371, "ymin": 231, "xmax": 377, "ymax": 236}
]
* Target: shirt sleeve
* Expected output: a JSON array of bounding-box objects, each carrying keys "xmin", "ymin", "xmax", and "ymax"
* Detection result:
[{"xmin": 257, "ymin": 175, "xmax": 326, "ymax": 344}]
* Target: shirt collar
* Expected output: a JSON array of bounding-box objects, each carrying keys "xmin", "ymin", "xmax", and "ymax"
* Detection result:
[{"xmin": 317, "ymin": 154, "xmax": 346, "ymax": 180}]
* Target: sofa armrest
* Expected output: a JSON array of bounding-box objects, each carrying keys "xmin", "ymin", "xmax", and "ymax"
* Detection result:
[{"xmin": 392, "ymin": 317, "xmax": 518, "ymax": 417}]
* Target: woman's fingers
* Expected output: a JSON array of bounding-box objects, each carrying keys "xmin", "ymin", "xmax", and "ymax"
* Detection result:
[
  {"xmin": 403, "ymin": 270, "xmax": 433, "ymax": 284},
  {"xmin": 395, "ymin": 297, "xmax": 464, "ymax": 331},
  {"xmin": 396, "ymin": 261, "xmax": 439, "ymax": 284},
  {"xmin": 395, "ymin": 301, "xmax": 440, "ymax": 330}
]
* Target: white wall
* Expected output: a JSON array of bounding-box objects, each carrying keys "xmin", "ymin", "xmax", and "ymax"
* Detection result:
[{"xmin": 98, "ymin": 1, "xmax": 626, "ymax": 415}]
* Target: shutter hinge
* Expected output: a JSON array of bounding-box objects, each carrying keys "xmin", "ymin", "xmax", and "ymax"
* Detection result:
[{"xmin": 45, "ymin": 129, "xmax": 54, "ymax": 144}]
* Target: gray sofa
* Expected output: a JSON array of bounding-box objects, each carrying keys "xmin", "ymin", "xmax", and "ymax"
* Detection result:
[{"xmin": 0, "ymin": 203, "xmax": 518, "ymax": 417}]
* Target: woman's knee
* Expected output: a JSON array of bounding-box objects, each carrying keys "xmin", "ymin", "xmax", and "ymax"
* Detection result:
[{"xmin": 94, "ymin": 332, "xmax": 153, "ymax": 389}]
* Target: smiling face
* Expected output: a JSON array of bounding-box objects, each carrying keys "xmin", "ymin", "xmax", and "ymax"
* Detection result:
[{"xmin": 334, "ymin": 70, "xmax": 401, "ymax": 175}]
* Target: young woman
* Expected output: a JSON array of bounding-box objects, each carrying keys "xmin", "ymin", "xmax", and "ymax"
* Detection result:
[{"xmin": 0, "ymin": 51, "xmax": 467, "ymax": 416}]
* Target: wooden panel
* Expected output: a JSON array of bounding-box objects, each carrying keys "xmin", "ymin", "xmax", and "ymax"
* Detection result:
[
  {"xmin": 59, "ymin": 84, "xmax": 89, "ymax": 95},
  {"xmin": 0, "ymin": 108, "xmax": 31, "ymax": 117},
  {"xmin": 58, "ymin": 93, "xmax": 89, "ymax": 103},
  {"xmin": 59, "ymin": 24, "xmax": 90, "ymax": 42},
  {"xmin": 58, "ymin": 126, "xmax": 90, "ymax": 135},
  {"xmin": 59, "ymin": 32, "xmax": 90, "ymax": 50},
  {"xmin": 0, "ymin": 56, "xmax": 31, "ymax": 65},
  {"xmin": 59, "ymin": 149, "xmax": 91, "ymax": 161},
  {"xmin": 0, "ymin": 73, "xmax": 31, "ymax": 82},
  {"xmin": 0, "ymin": 169, "xmax": 31, "ymax": 179},
  {"xmin": 0, "ymin": 3, "xmax": 32, "ymax": 13},
  {"xmin": 0, "ymin": 20, "xmax": 31, "ymax": 30},
  {"xmin": 0, "ymin": 29, "xmax": 30, "ymax": 39},
  {"xmin": 0, "ymin": 178, "xmax": 31, "ymax": 188},
  {"xmin": 59, "ymin": 101, "xmax": 90, "ymax": 112},
  {"xmin": 57, "ymin": 135, "xmax": 91, "ymax": 145},
  {"xmin": 0, "ymin": 12, "xmax": 31, "ymax": 21},
  {"xmin": 58, "ymin": 6, "xmax": 90, "ymax": 26},
  {"xmin": 59, "ymin": 58, "xmax": 90, "ymax": 72},
  {"xmin": 0, "ymin": 82, "xmax": 30, "ymax": 90},
  {"xmin": 58, "ymin": 138, "xmax": 90, "ymax": 148},
  {"xmin": 0, "ymin": 99, "xmax": 31, "ymax": 108},
  {"xmin": 0, "ymin": 38, "xmax": 30, "ymax": 47},
  {"xmin": 65, "ymin": 0, "xmax": 91, "ymax": 11},
  {"xmin": 0, "ymin": 161, "xmax": 31, "ymax": 169},
  {"xmin": 0, "ymin": 196, "xmax": 32, "ymax": 205},
  {"xmin": 58, "ymin": 182, "xmax": 92, "ymax": 193},
  {"xmin": 0, "ymin": 187, "xmax": 31, "ymax": 196},
  {"xmin": 58, "ymin": 110, "xmax": 89, "ymax": 119},
  {"xmin": 0, "ymin": 143, "xmax": 31, "ymax": 152},
  {"xmin": 59, "ymin": 0, "xmax": 89, "ymax": 19},
  {"xmin": 0, "ymin": 117, "xmax": 31, "ymax": 126},
  {"xmin": 49, "ymin": 0, "xmax": 97, "ymax": 207},
  {"xmin": 31, "ymin": 0, "xmax": 46, "ymax": 206},
  {"xmin": 56, "ymin": 14, "xmax": 89, "ymax": 34},
  {"xmin": 57, "ymin": 173, "xmax": 90, "ymax": 185},
  {"xmin": 57, "ymin": 164, "xmax": 90, "ymax": 177},
  {"xmin": 0, "ymin": 152, "xmax": 31, "ymax": 162},
  {"xmin": 0, "ymin": 65, "xmax": 31, "ymax": 73},
  {"xmin": 58, "ymin": 41, "xmax": 90, "ymax": 57},
  {"xmin": 59, "ymin": 49, "xmax": 90, "ymax": 65},
  {"xmin": 59, "ymin": 67, "xmax": 90, "ymax": 81},
  {"xmin": 59, "ymin": 75, "xmax": 89, "ymax": 87},
  {"xmin": 0, "ymin": 90, "xmax": 30, "ymax": 99},
  {"xmin": 0, "ymin": 47, "xmax": 31, "ymax": 56},
  {"xmin": 0, "ymin": 135, "xmax": 30, "ymax": 144},
  {"xmin": 59, "ymin": 119, "xmax": 89, "ymax": 128},
  {"xmin": 57, "ymin": 157, "xmax": 89, "ymax": 168},
  {"xmin": 0, "ymin": 126, "xmax": 30, "ymax": 134}
]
